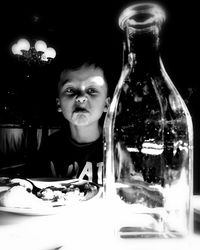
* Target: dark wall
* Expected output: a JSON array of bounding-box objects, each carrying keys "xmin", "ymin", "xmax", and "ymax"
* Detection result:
[{"xmin": 0, "ymin": 0, "xmax": 199, "ymax": 191}]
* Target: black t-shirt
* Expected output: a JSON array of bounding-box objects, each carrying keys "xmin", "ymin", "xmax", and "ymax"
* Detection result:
[{"xmin": 31, "ymin": 128, "xmax": 104, "ymax": 185}]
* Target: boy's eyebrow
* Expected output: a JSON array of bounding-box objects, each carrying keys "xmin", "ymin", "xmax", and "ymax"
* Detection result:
[
  {"xmin": 60, "ymin": 79, "xmax": 73, "ymax": 87},
  {"xmin": 86, "ymin": 76, "xmax": 105, "ymax": 87},
  {"xmin": 62, "ymin": 79, "xmax": 71, "ymax": 84}
]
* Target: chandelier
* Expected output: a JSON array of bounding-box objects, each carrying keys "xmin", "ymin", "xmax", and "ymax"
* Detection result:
[{"xmin": 11, "ymin": 38, "xmax": 56, "ymax": 65}]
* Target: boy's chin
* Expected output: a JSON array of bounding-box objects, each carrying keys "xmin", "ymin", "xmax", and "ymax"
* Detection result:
[{"xmin": 71, "ymin": 113, "xmax": 90, "ymax": 126}]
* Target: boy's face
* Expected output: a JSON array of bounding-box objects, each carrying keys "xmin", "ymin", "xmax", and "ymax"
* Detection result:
[{"xmin": 57, "ymin": 64, "xmax": 109, "ymax": 127}]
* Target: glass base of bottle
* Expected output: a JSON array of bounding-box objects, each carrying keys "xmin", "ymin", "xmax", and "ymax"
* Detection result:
[
  {"xmin": 111, "ymin": 207, "xmax": 189, "ymax": 239},
  {"xmin": 117, "ymin": 227, "xmax": 186, "ymax": 239}
]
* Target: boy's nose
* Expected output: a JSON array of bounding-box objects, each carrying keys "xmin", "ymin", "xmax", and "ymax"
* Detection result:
[{"xmin": 76, "ymin": 96, "xmax": 88, "ymax": 104}]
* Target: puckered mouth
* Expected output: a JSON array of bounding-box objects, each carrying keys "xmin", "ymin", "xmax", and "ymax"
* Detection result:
[{"xmin": 73, "ymin": 107, "xmax": 88, "ymax": 113}]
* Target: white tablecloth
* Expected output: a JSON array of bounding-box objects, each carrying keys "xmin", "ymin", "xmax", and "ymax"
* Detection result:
[{"xmin": 0, "ymin": 198, "xmax": 200, "ymax": 250}]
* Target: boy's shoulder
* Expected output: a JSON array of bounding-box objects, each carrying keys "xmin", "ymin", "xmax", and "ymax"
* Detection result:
[{"xmin": 48, "ymin": 128, "xmax": 69, "ymax": 143}]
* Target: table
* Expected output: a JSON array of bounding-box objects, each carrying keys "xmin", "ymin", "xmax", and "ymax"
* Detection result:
[{"xmin": 0, "ymin": 198, "xmax": 200, "ymax": 250}]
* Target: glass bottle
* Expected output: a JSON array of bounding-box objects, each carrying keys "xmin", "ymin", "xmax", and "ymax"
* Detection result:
[{"xmin": 103, "ymin": 3, "xmax": 193, "ymax": 238}]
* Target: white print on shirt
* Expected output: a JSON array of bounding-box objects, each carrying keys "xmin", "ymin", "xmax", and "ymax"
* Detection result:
[
  {"xmin": 66, "ymin": 161, "xmax": 79, "ymax": 178},
  {"xmin": 78, "ymin": 161, "xmax": 103, "ymax": 185},
  {"xmin": 78, "ymin": 162, "xmax": 93, "ymax": 181}
]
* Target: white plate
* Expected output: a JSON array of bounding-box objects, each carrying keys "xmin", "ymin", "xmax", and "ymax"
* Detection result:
[
  {"xmin": 0, "ymin": 178, "xmax": 101, "ymax": 216},
  {"xmin": 0, "ymin": 204, "xmax": 67, "ymax": 216}
]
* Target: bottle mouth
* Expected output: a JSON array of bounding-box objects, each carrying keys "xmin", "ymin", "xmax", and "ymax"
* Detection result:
[{"xmin": 118, "ymin": 2, "xmax": 166, "ymax": 31}]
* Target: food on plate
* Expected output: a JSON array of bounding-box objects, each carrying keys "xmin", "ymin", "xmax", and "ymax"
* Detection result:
[
  {"xmin": 37, "ymin": 182, "xmax": 99, "ymax": 203},
  {"xmin": 0, "ymin": 178, "xmax": 100, "ymax": 209},
  {"xmin": 10, "ymin": 178, "xmax": 33, "ymax": 191},
  {"xmin": 0, "ymin": 185, "xmax": 49, "ymax": 208}
]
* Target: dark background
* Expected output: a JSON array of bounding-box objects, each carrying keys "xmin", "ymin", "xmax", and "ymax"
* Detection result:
[{"xmin": 0, "ymin": 0, "xmax": 199, "ymax": 191}]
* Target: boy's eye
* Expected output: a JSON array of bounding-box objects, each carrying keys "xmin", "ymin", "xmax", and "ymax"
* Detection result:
[
  {"xmin": 87, "ymin": 88, "xmax": 98, "ymax": 95},
  {"xmin": 64, "ymin": 87, "xmax": 76, "ymax": 95}
]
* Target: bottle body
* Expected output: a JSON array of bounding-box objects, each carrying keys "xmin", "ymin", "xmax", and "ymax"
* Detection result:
[{"xmin": 103, "ymin": 3, "xmax": 193, "ymax": 238}]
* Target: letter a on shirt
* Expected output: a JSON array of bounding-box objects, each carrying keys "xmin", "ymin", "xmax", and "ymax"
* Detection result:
[{"xmin": 78, "ymin": 162, "xmax": 93, "ymax": 182}]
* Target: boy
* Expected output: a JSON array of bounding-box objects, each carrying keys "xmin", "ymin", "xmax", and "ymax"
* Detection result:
[{"xmin": 36, "ymin": 57, "xmax": 111, "ymax": 185}]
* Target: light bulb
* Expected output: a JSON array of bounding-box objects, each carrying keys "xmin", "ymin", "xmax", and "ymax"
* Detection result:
[
  {"xmin": 17, "ymin": 39, "xmax": 30, "ymax": 51},
  {"xmin": 11, "ymin": 43, "xmax": 23, "ymax": 55},
  {"xmin": 35, "ymin": 40, "xmax": 47, "ymax": 52},
  {"xmin": 44, "ymin": 47, "xmax": 56, "ymax": 58}
]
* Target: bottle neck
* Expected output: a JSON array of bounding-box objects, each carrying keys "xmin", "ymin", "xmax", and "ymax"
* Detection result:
[{"xmin": 125, "ymin": 26, "xmax": 161, "ymax": 73}]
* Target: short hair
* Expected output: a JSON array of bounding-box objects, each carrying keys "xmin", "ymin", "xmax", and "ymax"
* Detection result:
[{"xmin": 54, "ymin": 40, "xmax": 121, "ymax": 98}]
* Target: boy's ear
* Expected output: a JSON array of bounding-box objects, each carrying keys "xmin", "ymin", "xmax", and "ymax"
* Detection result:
[
  {"xmin": 104, "ymin": 97, "xmax": 111, "ymax": 112},
  {"xmin": 56, "ymin": 98, "xmax": 62, "ymax": 112}
]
